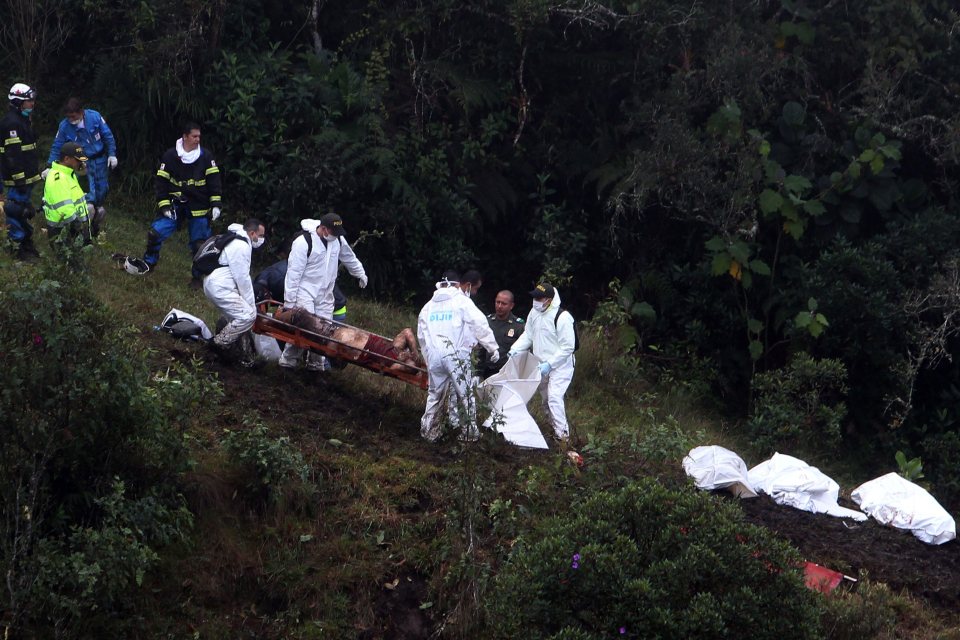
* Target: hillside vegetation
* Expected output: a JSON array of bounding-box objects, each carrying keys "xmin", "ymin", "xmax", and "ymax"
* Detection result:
[{"xmin": 1, "ymin": 209, "xmax": 959, "ymax": 638}]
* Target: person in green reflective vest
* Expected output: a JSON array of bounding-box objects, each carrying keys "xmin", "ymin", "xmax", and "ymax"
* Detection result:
[{"xmin": 43, "ymin": 141, "xmax": 91, "ymax": 246}]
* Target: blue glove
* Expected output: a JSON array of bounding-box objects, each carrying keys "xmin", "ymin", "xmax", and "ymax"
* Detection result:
[
  {"xmin": 538, "ymin": 362, "xmax": 552, "ymax": 376},
  {"xmin": 508, "ymin": 350, "xmax": 521, "ymax": 358}
]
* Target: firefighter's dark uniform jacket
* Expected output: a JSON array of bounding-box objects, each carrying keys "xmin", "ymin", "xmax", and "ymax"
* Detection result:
[
  {"xmin": 0, "ymin": 107, "xmax": 41, "ymax": 190},
  {"xmin": 155, "ymin": 147, "xmax": 222, "ymax": 217}
]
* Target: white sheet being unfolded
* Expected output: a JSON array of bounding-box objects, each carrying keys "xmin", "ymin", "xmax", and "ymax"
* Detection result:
[{"xmin": 478, "ymin": 352, "xmax": 549, "ymax": 449}]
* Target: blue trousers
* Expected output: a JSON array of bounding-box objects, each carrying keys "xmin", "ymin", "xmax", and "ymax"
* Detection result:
[
  {"xmin": 144, "ymin": 207, "xmax": 211, "ymax": 279},
  {"xmin": 84, "ymin": 157, "xmax": 109, "ymax": 206},
  {"xmin": 4, "ymin": 185, "xmax": 35, "ymax": 244}
]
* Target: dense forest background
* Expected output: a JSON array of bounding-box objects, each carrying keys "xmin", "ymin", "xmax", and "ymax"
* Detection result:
[
  {"xmin": 7, "ymin": 0, "xmax": 960, "ymax": 483},
  {"xmin": 5, "ymin": 1, "xmax": 960, "ymax": 636}
]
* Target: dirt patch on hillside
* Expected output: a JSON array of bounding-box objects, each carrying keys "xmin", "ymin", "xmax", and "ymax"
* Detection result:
[{"xmin": 736, "ymin": 494, "xmax": 960, "ymax": 611}]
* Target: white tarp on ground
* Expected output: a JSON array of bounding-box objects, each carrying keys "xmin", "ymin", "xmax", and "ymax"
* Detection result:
[
  {"xmin": 162, "ymin": 308, "xmax": 214, "ymax": 340},
  {"xmin": 479, "ymin": 352, "xmax": 549, "ymax": 449},
  {"xmin": 852, "ymin": 472, "xmax": 956, "ymax": 545},
  {"xmin": 682, "ymin": 445, "xmax": 758, "ymax": 498},
  {"xmin": 254, "ymin": 333, "xmax": 282, "ymax": 361},
  {"xmin": 748, "ymin": 453, "xmax": 868, "ymax": 521}
]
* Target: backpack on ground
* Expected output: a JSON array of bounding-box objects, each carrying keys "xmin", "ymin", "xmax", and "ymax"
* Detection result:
[
  {"xmin": 193, "ymin": 231, "xmax": 244, "ymax": 276},
  {"xmin": 158, "ymin": 308, "xmax": 213, "ymax": 342},
  {"xmin": 553, "ymin": 307, "xmax": 580, "ymax": 351}
]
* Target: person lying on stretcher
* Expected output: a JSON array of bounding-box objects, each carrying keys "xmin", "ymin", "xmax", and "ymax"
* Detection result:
[{"xmin": 273, "ymin": 307, "xmax": 423, "ymax": 372}]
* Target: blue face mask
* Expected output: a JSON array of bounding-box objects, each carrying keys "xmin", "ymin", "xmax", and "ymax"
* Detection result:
[{"xmin": 20, "ymin": 108, "xmax": 32, "ymax": 117}]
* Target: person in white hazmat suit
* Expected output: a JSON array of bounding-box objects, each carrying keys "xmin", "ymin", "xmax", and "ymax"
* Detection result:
[
  {"xmin": 417, "ymin": 271, "xmax": 501, "ymax": 442},
  {"xmin": 508, "ymin": 282, "xmax": 576, "ymax": 442},
  {"xmin": 203, "ymin": 218, "xmax": 267, "ymax": 364},
  {"xmin": 278, "ymin": 212, "xmax": 368, "ymax": 371}
]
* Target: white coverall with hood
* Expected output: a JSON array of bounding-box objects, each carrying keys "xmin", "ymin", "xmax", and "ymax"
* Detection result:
[
  {"xmin": 203, "ymin": 222, "xmax": 256, "ymax": 347},
  {"xmin": 417, "ymin": 283, "xmax": 500, "ymax": 441},
  {"xmin": 278, "ymin": 218, "xmax": 367, "ymax": 370},
  {"xmin": 510, "ymin": 288, "xmax": 576, "ymax": 440}
]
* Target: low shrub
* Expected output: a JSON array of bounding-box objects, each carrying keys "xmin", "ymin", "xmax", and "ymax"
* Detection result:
[
  {"xmin": 819, "ymin": 575, "xmax": 898, "ymax": 640},
  {"xmin": 486, "ymin": 480, "xmax": 821, "ymax": 639},
  {"xmin": 0, "ymin": 263, "xmax": 204, "ymax": 637},
  {"xmin": 748, "ymin": 353, "xmax": 848, "ymax": 457},
  {"xmin": 222, "ymin": 422, "xmax": 312, "ymax": 504}
]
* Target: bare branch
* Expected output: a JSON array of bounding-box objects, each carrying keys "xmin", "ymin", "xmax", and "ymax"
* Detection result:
[
  {"xmin": 512, "ymin": 46, "xmax": 529, "ymax": 147},
  {"xmin": 882, "ymin": 260, "xmax": 960, "ymax": 427}
]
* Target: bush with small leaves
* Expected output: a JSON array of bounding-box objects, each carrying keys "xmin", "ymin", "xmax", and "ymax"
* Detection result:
[
  {"xmin": 222, "ymin": 422, "xmax": 312, "ymax": 504},
  {"xmin": 0, "ymin": 263, "xmax": 206, "ymax": 637},
  {"xmin": 487, "ymin": 480, "xmax": 821, "ymax": 639},
  {"xmin": 748, "ymin": 353, "xmax": 848, "ymax": 456}
]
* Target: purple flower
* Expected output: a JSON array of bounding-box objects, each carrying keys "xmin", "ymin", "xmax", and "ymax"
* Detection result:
[
  {"xmin": 571, "ymin": 553, "xmax": 581, "ymax": 569},
  {"xmin": 32, "ymin": 333, "xmax": 42, "ymax": 346},
  {"xmin": 619, "ymin": 627, "xmax": 627, "ymax": 635}
]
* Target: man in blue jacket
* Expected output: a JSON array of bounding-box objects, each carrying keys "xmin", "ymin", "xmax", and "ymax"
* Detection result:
[{"xmin": 47, "ymin": 97, "xmax": 117, "ymax": 239}]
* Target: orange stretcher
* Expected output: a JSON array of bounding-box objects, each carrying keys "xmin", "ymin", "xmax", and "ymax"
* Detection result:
[{"xmin": 253, "ymin": 304, "xmax": 428, "ymax": 389}]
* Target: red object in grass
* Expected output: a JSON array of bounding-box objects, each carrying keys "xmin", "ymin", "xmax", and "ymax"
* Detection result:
[{"xmin": 803, "ymin": 562, "xmax": 844, "ymax": 593}]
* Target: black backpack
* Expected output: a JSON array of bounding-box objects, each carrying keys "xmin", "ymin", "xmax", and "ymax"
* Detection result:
[
  {"xmin": 193, "ymin": 232, "xmax": 244, "ymax": 276},
  {"xmin": 553, "ymin": 307, "xmax": 580, "ymax": 351},
  {"xmin": 296, "ymin": 229, "xmax": 342, "ymax": 257},
  {"xmin": 159, "ymin": 313, "xmax": 204, "ymax": 341}
]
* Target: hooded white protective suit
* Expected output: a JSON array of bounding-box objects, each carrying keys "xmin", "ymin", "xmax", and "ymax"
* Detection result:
[
  {"xmin": 279, "ymin": 218, "xmax": 367, "ymax": 370},
  {"xmin": 509, "ymin": 287, "xmax": 576, "ymax": 439},
  {"xmin": 417, "ymin": 282, "xmax": 499, "ymax": 441},
  {"xmin": 203, "ymin": 222, "xmax": 255, "ymax": 346}
]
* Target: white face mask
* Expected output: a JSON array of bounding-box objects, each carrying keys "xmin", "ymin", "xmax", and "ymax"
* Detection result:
[
  {"xmin": 533, "ymin": 300, "xmax": 547, "ymax": 312},
  {"xmin": 70, "ymin": 118, "xmax": 82, "ymax": 126},
  {"xmin": 252, "ymin": 237, "xmax": 264, "ymax": 249}
]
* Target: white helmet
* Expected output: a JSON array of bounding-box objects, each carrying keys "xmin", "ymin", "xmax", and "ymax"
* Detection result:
[
  {"xmin": 8, "ymin": 83, "xmax": 36, "ymax": 103},
  {"xmin": 123, "ymin": 256, "xmax": 150, "ymax": 275}
]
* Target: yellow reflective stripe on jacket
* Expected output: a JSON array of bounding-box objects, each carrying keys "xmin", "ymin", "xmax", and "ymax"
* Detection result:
[
  {"xmin": 43, "ymin": 162, "xmax": 88, "ymax": 226},
  {"xmin": 4, "ymin": 175, "xmax": 41, "ymax": 186},
  {"xmin": 205, "ymin": 166, "xmax": 219, "ymax": 175},
  {"xmin": 158, "ymin": 176, "xmax": 210, "ymax": 188}
]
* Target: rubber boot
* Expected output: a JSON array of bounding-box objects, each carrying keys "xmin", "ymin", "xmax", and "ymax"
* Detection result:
[{"xmin": 16, "ymin": 240, "xmax": 40, "ymax": 262}]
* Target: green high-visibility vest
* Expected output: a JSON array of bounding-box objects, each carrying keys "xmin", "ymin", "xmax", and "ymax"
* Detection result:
[{"xmin": 43, "ymin": 161, "xmax": 88, "ymax": 228}]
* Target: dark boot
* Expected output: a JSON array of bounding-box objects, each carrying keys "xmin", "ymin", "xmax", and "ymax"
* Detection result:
[
  {"xmin": 237, "ymin": 332, "xmax": 262, "ymax": 369},
  {"xmin": 92, "ymin": 206, "xmax": 107, "ymax": 238},
  {"xmin": 16, "ymin": 240, "xmax": 39, "ymax": 262}
]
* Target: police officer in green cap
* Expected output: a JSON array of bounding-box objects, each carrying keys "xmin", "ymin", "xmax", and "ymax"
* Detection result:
[{"xmin": 43, "ymin": 140, "xmax": 92, "ymax": 247}]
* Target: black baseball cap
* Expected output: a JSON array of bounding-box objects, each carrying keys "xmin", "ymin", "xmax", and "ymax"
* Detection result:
[
  {"xmin": 529, "ymin": 282, "xmax": 555, "ymax": 299},
  {"xmin": 61, "ymin": 141, "xmax": 87, "ymax": 162},
  {"xmin": 319, "ymin": 212, "xmax": 344, "ymax": 236}
]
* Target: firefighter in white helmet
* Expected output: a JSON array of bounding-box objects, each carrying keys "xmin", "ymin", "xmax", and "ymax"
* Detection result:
[{"xmin": 0, "ymin": 83, "xmax": 42, "ymax": 261}]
